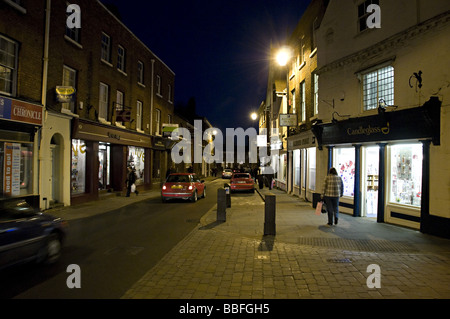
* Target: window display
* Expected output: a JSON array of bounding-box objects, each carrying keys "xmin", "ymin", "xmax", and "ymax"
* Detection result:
[
  {"xmin": 0, "ymin": 142, "xmax": 33, "ymax": 197},
  {"xmin": 128, "ymin": 146, "xmax": 145, "ymax": 185},
  {"xmin": 71, "ymin": 139, "xmax": 86, "ymax": 194},
  {"xmin": 334, "ymin": 147, "xmax": 355, "ymax": 196},
  {"xmin": 308, "ymin": 147, "xmax": 316, "ymax": 191},
  {"xmin": 390, "ymin": 144, "xmax": 422, "ymax": 207}
]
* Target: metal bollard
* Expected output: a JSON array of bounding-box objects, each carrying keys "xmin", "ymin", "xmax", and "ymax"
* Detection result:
[
  {"xmin": 264, "ymin": 193, "xmax": 276, "ymax": 236},
  {"xmin": 217, "ymin": 187, "xmax": 227, "ymax": 222},
  {"xmin": 224, "ymin": 183, "xmax": 231, "ymax": 208}
]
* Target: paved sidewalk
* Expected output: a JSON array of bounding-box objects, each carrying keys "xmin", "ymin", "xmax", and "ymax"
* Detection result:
[{"xmin": 122, "ymin": 186, "xmax": 450, "ymax": 299}]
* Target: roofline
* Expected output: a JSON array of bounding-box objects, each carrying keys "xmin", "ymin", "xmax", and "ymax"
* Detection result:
[{"xmin": 97, "ymin": 0, "xmax": 175, "ymax": 76}]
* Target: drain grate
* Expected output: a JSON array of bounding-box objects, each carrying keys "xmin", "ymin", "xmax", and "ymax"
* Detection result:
[
  {"xmin": 297, "ymin": 238, "xmax": 417, "ymax": 253},
  {"xmin": 327, "ymin": 258, "xmax": 352, "ymax": 263}
]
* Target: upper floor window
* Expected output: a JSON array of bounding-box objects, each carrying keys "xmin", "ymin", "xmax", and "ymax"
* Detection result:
[
  {"xmin": 99, "ymin": 82, "xmax": 109, "ymax": 121},
  {"xmin": 62, "ymin": 65, "xmax": 77, "ymax": 113},
  {"xmin": 300, "ymin": 81, "xmax": 306, "ymax": 122},
  {"xmin": 101, "ymin": 32, "xmax": 111, "ymax": 63},
  {"xmin": 136, "ymin": 100, "xmax": 143, "ymax": 131},
  {"xmin": 156, "ymin": 75, "xmax": 161, "ymax": 96},
  {"xmin": 0, "ymin": 35, "xmax": 18, "ymax": 96},
  {"xmin": 168, "ymin": 84, "xmax": 172, "ymax": 102},
  {"xmin": 362, "ymin": 65, "xmax": 394, "ymax": 111},
  {"xmin": 117, "ymin": 45, "xmax": 126, "ymax": 73},
  {"xmin": 65, "ymin": 2, "xmax": 81, "ymax": 43},
  {"xmin": 358, "ymin": 0, "xmax": 379, "ymax": 32},
  {"xmin": 313, "ymin": 73, "xmax": 319, "ymax": 115},
  {"xmin": 155, "ymin": 108, "xmax": 161, "ymax": 135},
  {"xmin": 137, "ymin": 61, "xmax": 144, "ymax": 85}
]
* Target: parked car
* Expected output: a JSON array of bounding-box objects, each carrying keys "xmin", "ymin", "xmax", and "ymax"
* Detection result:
[
  {"xmin": 230, "ymin": 173, "xmax": 255, "ymax": 193},
  {"xmin": 0, "ymin": 199, "xmax": 68, "ymax": 270},
  {"xmin": 222, "ymin": 168, "xmax": 233, "ymax": 179},
  {"xmin": 161, "ymin": 173, "xmax": 206, "ymax": 203}
]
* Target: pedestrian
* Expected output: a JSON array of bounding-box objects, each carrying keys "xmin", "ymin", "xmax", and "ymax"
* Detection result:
[
  {"xmin": 321, "ymin": 167, "xmax": 344, "ymax": 226},
  {"xmin": 126, "ymin": 166, "xmax": 139, "ymax": 197}
]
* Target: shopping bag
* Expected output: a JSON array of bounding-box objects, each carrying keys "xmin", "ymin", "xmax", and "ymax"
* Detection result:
[
  {"xmin": 131, "ymin": 183, "xmax": 136, "ymax": 193},
  {"xmin": 315, "ymin": 201, "xmax": 323, "ymax": 216},
  {"xmin": 321, "ymin": 201, "xmax": 328, "ymax": 214}
]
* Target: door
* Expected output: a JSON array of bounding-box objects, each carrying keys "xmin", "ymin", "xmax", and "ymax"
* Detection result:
[
  {"xmin": 363, "ymin": 146, "xmax": 379, "ymax": 218},
  {"xmin": 50, "ymin": 145, "xmax": 60, "ymax": 204}
]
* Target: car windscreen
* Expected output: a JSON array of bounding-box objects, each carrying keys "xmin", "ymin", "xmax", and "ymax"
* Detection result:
[
  {"xmin": 166, "ymin": 175, "xmax": 190, "ymax": 183},
  {"xmin": 233, "ymin": 174, "xmax": 250, "ymax": 179}
]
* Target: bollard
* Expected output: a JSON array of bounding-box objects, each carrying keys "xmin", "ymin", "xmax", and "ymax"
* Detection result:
[
  {"xmin": 217, "ymin": 187, "xmax": 227, "ymax": 222},
  {"xmin": 264, "ymin": 193, "xmax": 276, "ymax": 236},
  {"xmin": 224, "ymin": 183, "xmax": 231, "ymax": 208}
]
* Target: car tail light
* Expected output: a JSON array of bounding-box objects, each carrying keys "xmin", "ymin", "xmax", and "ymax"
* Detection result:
[
  {"xmin": 162, "ymin": 185, "xmax": 167, "ymax": 190},
  {"xmin": 188, "ymin": 185, "xmax": 193, "ymax": 190}
]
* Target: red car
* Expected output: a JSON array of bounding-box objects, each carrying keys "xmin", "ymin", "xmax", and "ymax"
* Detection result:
[
  {"xmin": 161, "ymin": 173, "xmax": 206, "ymax": 203},
  {"xmin": 230, "ymin": 173, "xmax": 255, "ymax": 193}
]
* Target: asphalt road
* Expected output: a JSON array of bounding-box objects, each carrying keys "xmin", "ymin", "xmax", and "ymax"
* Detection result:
[{"xmin": 0, "ymin": 179, "xmax": 223, "ymax": 299}]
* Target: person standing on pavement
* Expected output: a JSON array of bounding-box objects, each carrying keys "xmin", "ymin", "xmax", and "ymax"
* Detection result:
[
  {"xmin": 321, "ymin": 167, "xmax": 344, "ymax": 226},
  {"xmin": 126, "ymin": 166, "xmax": 139, "ymax": 197}
]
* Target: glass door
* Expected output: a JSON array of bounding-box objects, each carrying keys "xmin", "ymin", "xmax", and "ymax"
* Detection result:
[{"xmin": 363, "ymin": 146, "xmax": 379, "ymax": 218}]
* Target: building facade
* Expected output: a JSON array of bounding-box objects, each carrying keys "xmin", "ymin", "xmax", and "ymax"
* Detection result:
[
  {"xmin": 0, "ymin": 0, "xmax": 45, "ymax": 207},
  {"xmin": 312, "ymin": 0, "xmax": 450, "ymax": 237},
  {"xmin": 0, "ymin": 0, "xmax": 176, "ymax": 209}
]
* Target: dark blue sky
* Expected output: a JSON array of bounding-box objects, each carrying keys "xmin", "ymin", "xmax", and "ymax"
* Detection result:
[{"xmin": 102, "ymin": 0, "xmax": 311, "ymax": 132}]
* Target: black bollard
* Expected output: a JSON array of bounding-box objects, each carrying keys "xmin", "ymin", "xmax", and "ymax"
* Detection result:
[
  {"xmin": 264, "ymin": 193, "xmax": 276, "ymax": 236},
  {"xmin": 217, "ymin": 188, "xmax": 227, "ymax": 222}
]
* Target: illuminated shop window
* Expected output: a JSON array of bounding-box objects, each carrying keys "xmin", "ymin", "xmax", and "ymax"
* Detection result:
[
  {"xmin": 334, "ymin": 147, "xmax": 355, "ymax": 197},
  {"xmin": 71, "ymin": 139, "xmax": 86, "ymax": 194},
  {"xmin": 390, "ymin": 144, "xmax": 422, "ymax": 207}
]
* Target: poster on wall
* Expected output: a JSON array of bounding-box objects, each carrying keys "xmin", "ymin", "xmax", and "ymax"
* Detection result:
[{"xmin": 4, "ymin": 143, "xmax": 21, "ymax": 196}]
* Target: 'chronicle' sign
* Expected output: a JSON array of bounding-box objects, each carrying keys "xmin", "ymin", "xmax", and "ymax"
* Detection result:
[{"xmin": 0, "ymin": 96, "xmax": 43, "ymax": 126}]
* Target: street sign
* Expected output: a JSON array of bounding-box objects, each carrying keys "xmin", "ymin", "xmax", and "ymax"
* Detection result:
[{"xmin": 279, "ymin": 113, "xmax": 297, "ymax": 127}]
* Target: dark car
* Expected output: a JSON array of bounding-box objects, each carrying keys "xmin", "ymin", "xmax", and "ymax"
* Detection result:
[
  {"xmin": 0, "ymin": 199, "xmax": 68, "ymax": 270},
  {"xmin": 161, "ymin": 173, "xmax": 206, "ymax": 203}
]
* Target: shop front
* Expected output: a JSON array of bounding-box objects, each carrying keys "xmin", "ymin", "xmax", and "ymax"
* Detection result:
[
  {"xmin": 71, "ymin": 118, "xmax": 152, "ymax": 205},
  {"xmin": 0, "ymin": 96, "xmax": 42, "ymax": 208},
  {"xmin": 287, "ymin": 130, "xmax": 317, "ymax": 202},
  {"xmin": 312, "ymin": 97, "xmax": 443, "ymax": 233}
]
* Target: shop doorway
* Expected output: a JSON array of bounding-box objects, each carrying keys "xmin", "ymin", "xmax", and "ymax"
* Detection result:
[
  {"xmin": 363, "ymin": 146, "xmax": 379, "ymax": 218},
  {"xmin": 98, "ymin": 143, "xmax": 110, "ymax": 190},
  {"xmin": 50, "ymin": 134, "xmax": 63, "ymax": 205}
]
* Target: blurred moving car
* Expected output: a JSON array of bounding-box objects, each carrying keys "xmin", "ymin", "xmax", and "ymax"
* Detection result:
[
  {"xmin": 161, "ymin": 173, "xmax": 206, "ymax": 203},
  {"xmin": 230, "ymin": 173, "xmax": 255, "ymax": 193},
  {"xmin": 0, "ymin": 199, "xmax": 68, "ymax": 270},
  {"xmin": 222, "ymin": 168, "xmax": 233, "ymax": 179}
]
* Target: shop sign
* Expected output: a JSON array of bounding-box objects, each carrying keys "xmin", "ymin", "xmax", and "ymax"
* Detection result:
[
  {"xmin": 0, "ymin": 96, "xmax": 43, "ymax": 126},
  {"xmin": 56, "ymin": 86, "xmax": 76, "ymax": 103},
  {"xmin": 162, "ymin": 123, "xmax": 179, "ymax": 138},
  {"xmin": 279, "ymin": 114, "xmax": 297, "ymax": 127}
]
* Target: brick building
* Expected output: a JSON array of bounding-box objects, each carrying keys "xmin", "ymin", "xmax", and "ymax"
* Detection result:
[
  {"xmin": 0, "ymin": 0, "xmax": 176, "ymax": 209},
  {"xmin": 0, "ymin": 0, "xmax": 46, "ymax": 207}
]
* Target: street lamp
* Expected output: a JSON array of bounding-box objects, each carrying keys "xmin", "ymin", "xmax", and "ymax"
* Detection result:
[
  {"xmin": 250, "ymin": 112, "xmax": 258, "ymax": 121},
  {"xmin": 275, "ymin": 47, "xmax": 292, "ymax": 67}
]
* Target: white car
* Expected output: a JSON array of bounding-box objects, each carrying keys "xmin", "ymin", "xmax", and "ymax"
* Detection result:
[{"xmin": 222, "ymin": 169, "xmax": 233, "ymax": 179}]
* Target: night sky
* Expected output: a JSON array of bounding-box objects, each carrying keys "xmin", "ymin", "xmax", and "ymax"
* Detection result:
[{"xmin": 101, "ymin": 0, "xmax": 311, "ymax": 133}]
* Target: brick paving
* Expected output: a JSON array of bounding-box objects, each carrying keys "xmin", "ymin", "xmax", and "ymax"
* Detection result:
[{"xmin": 121, "ymin": 183, "xmax": 450, "ymax": 299}]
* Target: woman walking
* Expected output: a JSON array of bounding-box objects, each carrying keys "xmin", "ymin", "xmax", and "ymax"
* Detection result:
[{"xmin": 321, "ymin": 167, "xmax": 344, "ymax": 226}]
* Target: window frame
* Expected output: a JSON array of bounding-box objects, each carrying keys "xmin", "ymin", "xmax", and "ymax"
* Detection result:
[
  {"xmin": 117, "ymin": 45, "xmax": 127, "ymax": 74},
  {"xmin": 0, "ymin": 35, "xmax": 18, "ymax": 96},
  {"xmin": 101, "ymin": 32, "xmax": 111, "ymax": 64},
  {"xmin": 62, "ymin": 65, "xmax": 77, "ymax": 113},
  {"xmin": 99, "ymin": 82, "xmax": 109, "ymax": 121},
  {"xmin": 361, "ymin": 65, "xmax": 394, "ymax": 111}
]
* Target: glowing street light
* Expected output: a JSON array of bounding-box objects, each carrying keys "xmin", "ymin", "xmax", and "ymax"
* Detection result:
[
  {"xmin": 250, "ymin": 112, "xmax": 258, "ymax": 121},
  {"xmin": 275, "ymin": 47, "xmax": 292, "ymax": 67}
]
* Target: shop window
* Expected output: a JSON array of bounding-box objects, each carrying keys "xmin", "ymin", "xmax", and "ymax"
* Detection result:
[
  {"xmin": 334, "ymin": 147, "xmax": 355, "ymax": 197},
  {"xmin": 128, "ymin": 146, "xmax": 145, "ymax": 185},
  {"xmin": 293, "ymin": 149, "xmax": 300, "ymax": 187},
  {"xmin": 71, "ymin": 139, "xmax": 86, "ymax": 194},
  {"xmin": 308, "ymin": 147, "xmax": 316, "ymax": 191},
  {"xmin": 0, "ymin": 142, "xmax": 33, "ymax": 197},
  {"xmin": 390, "ymin": 144, "xmax": 422, "ymax": 207}
]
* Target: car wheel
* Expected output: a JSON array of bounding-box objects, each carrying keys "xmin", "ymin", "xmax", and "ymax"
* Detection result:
[
  {"xmin": 43, "ymin": 233, "xmax": 62, "ymax": 264},
  {"xmin": 191, "ymin": 190, "xmax": 198, "ymax": 202}
]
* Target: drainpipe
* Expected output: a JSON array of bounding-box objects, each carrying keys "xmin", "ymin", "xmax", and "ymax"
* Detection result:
[
  {"xmin": 39, "ymin": 0, "xmax": 51, "ymax": 210},
  {"xmin": 150, "ymin": 59, "xmax": 155, "ymax": 135}
]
